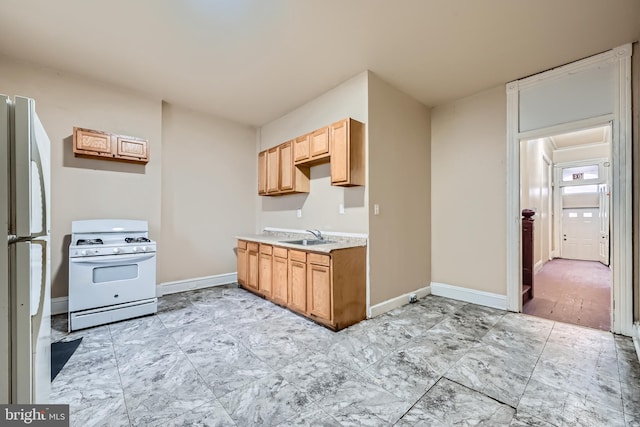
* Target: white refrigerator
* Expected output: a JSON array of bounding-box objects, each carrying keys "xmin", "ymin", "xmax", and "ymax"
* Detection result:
[{"xmin": 0, "ymin": 95, "xmax": 51, "ymax": 403}]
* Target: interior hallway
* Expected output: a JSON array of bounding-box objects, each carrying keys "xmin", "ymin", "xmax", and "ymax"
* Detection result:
[
  {"xmin": 50, "ymin": 284, "xmax": 639, "ymax": 426},
  {"xmin": 523, "ymin": 258, "xmax": 611, "ymax": 331}
]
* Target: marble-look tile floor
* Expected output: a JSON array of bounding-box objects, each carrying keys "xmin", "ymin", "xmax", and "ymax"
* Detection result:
[{"xmin": 50, "ymin": 284, "xmax": 640, "ymax": 427}]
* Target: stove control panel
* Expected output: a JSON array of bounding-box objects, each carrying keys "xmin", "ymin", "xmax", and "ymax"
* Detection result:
[{"xmin": 70, "ymin": 244, "xmax": 156, "ymax": 258}]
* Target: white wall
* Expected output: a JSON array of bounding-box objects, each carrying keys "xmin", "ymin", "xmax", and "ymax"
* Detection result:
[
  {"xmin": 0, "ymin": 55, "xmax": 260, "ymax": 296},
  {"xmin": 160, "ymin": 102, "xmax": 256, "ymax": 283},
  {"xmin": 520, "ymin": 137, "xmax": 554, "ymax": 267},
  {"xmin": 257, "ymin": 72, "xmax": 369, "ymax": 234},
  {"xmin": 0, "ymin": 55, "xmax": 162, "ymax": 298},
  {"xmin": 368, "ymin": 72, "xmax": 431, "ymax": 305},
  {"xmin": 431, "ymin": 86, "xmax": 507, "ymax": 295}
]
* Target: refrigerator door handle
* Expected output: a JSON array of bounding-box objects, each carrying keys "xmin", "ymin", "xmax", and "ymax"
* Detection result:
[
  {"xmin": 28, "ymin": 115, "xmax": 47, "ymax": 239},
  {"xmin": 30, "ymin": 239, "xmax": 47, "ymax": 317}
]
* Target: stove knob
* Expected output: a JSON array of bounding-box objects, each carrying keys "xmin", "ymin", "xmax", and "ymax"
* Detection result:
[
  {"xmin": 81, "ymin": 250, "xmax": 88, "ymax": 256},
  {"xmin": 142, "ymin": 246, "xmax": 148, "ymax": 252},
  {"xmin": 113, "ymin": 248, "xmax": 120, "ymax": 254},
  {"xmin": 132, "ymin": 247, "xmax": 139, "ymax": 252}
]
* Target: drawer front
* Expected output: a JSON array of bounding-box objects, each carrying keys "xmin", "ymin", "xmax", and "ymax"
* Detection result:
[
  {"xmin": 260, "ymin": 244, "xmax": 273, "ymax": 255},
  {"xmin": 238, "ymin": 240, "xmax": 247, "ymax": 250},
  {"xmin": 288, "ymin": 249, "xmax": 307, "ymax": 263},
  {"xmin": 273, "ymin": 247, "xmax": 288, "ymax": 258},
  {"xmin": 308, "ymin": 253, "xmax": 330, "ymax": 266},
  {"xmin": 247, "ymin": 242, "xmax": 259, "ymax": 252}
]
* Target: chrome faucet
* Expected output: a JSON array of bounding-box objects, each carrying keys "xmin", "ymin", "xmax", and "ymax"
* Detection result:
[{"xmin": 306, "ymin": 229, "xmax": 324, "ymax": 240}]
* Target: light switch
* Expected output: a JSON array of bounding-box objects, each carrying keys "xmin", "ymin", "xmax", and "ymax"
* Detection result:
[
  {"xmin": 297, "ymin": 208, "xmax": 302, "ymax": 218},
  {"xmin": 374, "ymin": 204, "xmax": 380, "ymax": 215},
  {"xmin": 339, "ymin": 204, "xmax": 345, "ymax": 214}
]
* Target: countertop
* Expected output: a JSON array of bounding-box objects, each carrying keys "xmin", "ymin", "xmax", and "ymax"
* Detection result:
[{"xmin": 235, "ymin": 233, "xmax": 367, "ymax": 253}]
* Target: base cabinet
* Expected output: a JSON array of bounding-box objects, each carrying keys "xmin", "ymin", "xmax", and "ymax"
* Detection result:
[
  {"xmin": 259, "ymin": 245, "xmax": 273, "ymax": 298},
  {"xmin": 288, "ymin": 250, "xmax": 307, "ymax": 313},
  {"xmin": 246, "ymin": 242, "xmax": 259, "ymax": 292},
  {"xmin": 272, "ymin": 248, "xmax": 289, "ymax": 305},
  {"xmin": 237, "ymin": 240, "xmax": 365, "ymax": 330},
  {"xmin": 307, "ymin": 262, "xmax": 331, "ymax": 322}
]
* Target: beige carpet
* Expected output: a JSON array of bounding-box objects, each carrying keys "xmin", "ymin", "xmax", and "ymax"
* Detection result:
[{"xmin": 523, "ymin": 258, "xmax": 611, "ymax": 331}]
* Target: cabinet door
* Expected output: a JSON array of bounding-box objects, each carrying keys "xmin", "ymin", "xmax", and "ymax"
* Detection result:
[
  {"xmin": 310, "ymin": 127, "xmax": 330, "ymax": 159},
  {"xmin": 74, "ymin": 128, "xmax": 112, "ymax": 157},
  {"xmin": 117, "ymin": 136, "xmax": 148, "ymax": 163},
  {"xmin": 266, "ymin": 147, "xmax": 279, "ymax": 193},
  {"xmin": 272, "ymin": 255, "xmax": 288, "ymax": 305},
  {"xmin": 258, "ymin": 151, "xmax": 267, "ymax": 195},
  {"xmin": 294, "ymin": 134, "xmax": 310, "ymax": 164},
  {"xmin": 279, "ymin": 141, "xmax": 294, "ymax": 192},
  {"xmin": 330, "ymin": 119, "xmax": 349, "ymax": 184},
  {"xmin": 259, "ymin": 250, "xmax": 273, "ymax": 298},
  {"xmin": 308, "ymin": 263, "xmax": 332, "ymax": 321},
  {"xmin": 237, "ymin": 241, "xmax": 247, "ymax": 286},
  {"xmin": 247, "ymin": 243, "xmax": 260, "ymax": 291},
  {"xmin": 288, "ymin": 259, "xmax": 307, "ymax": 313}
]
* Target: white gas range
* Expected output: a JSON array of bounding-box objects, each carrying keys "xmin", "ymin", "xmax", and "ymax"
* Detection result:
[{"xmin": 68, "ymin": 219, "xmax": 157, "ymax": 331}]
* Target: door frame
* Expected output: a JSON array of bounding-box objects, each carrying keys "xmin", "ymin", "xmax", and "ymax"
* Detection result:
[{"xmin": 506, "ymin": 44, "xmax": 633, "ymax": 335}]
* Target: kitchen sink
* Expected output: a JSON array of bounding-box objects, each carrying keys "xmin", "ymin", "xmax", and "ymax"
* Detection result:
[{"xmin": 280, "ymin": 239, "xmax": 336, "ymax": 246}]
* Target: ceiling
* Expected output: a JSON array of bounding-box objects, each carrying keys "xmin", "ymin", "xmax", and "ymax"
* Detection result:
[
  {"xmin": 550, "ymin": 125, "xmax": 611, "ymax": 149},
  {"xmin": 0, "ymin": 1, "xmax": 638, "ymax": 127}
]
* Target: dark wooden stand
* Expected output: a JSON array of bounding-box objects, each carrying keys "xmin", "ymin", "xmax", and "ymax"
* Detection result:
[{"xmin": 522, "ymin": 209, "xmax": 535, "ymax": 305}]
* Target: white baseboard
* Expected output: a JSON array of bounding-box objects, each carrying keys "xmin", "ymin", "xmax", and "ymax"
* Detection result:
[
  {"xmin": 430, "ymin": 282, "xmax": 508, "ymax": 310},
  {"xmin": 157, "ymin": 272, "xmax": 238, "ymax": 297},
  {"xmin": 51, "ymin": 297, "xmax": 68, "ymax": 315},
  {"xmin": 368, "ymin": 285, "xmax": 431, "ymax": 318},
  {"xmin": 50, "ymin": 273, "xmax": 238, "ymax": 315},
  {"xmin": 534, "ymin": 260, "xmax": 544, "ymax": 274}
]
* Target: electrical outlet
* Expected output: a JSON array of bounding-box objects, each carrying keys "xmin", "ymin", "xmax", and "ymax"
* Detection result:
[
  {"xmin": 374, "ymin": 204, "xmax": 380, "ymax": 215},
  {"xmin": 297, "ymin": 209, "xmax": 302, "ymax": 218},
  {"xmin": 339, "ymin": 204, "xmax": 345, "ymax": 214},
  {"xmin": 409, "ymin": 293, "xmax": 417, "ymax": 303}
]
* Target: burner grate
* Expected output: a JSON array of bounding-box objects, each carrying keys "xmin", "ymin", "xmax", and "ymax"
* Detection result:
[
  {"xmin": 77, "ymin": 239, "xmax": 103, "ymax": 246},
  {"xmin": 125, "ymin": 237, "xmax": 151, "ymax": 243}
]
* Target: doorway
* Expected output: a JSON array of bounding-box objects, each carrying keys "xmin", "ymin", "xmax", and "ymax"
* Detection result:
[
  {"xmin": 505, "ymin": 43, "xmax": 633, "ymax": 336},
  {"xmin": 520, "ymin": 125, "xmax": 612, "ymax": 330}
]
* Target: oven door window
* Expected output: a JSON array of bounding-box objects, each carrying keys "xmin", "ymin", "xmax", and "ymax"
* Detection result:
[{"xmin": 93, "ymin": 264, "xmax": 138, "ymax": 283}]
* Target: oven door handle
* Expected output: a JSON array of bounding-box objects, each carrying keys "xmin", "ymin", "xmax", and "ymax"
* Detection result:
[{"xmin": 70, "ymin": 254, "xmax": 156, "ymax": 264}]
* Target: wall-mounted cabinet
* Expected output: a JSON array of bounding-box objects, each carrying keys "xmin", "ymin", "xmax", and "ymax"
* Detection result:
[
  {"xmin": 258, "ymin": 118, "xmax": 364, "ymax": 196},
  {"xmin": 73, "ymin": 127, "xmax": 149, "ymax": 164},
  {"xmin": 237, "ymin": 239, "xmax": 366, "ymax": 330},
  {"xmin": 330, "ymin": 118, "xmax": 365, "ymax": 186},
  {"xmin": 258, "ymin": 141, "xmax": 310, "ymax": 196}
]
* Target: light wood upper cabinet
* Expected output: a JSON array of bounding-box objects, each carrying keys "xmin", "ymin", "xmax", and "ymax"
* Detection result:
[
  {"xmin": 293, "ymin": 134, "xmax": 310, "ymax": 164},
  {"xmin": 73, "ymin": 127, "xmax": 149, "ymax": 164},
  {"xmin": 74, "ymin": 128, "xmax": 112, "ymax": 158},
  {"xmin": 330, "ymin": 118, "xmax": 365, "ymax": 186},
  {"xmin": 258, "ymin": 151, "xmax": 267, "ymax": 195},
  {"xmin": 257, "ymin": 117, "xmax": 365, "ymax": 196},
  {"xmin": 260, "ymin": 142, "xmax": 310, "ymax": 196},
  {"xmin": 266, "ymin": 147, "xmax": 279, "ymax": 194},
  {"xmin": 310, "ymin": 127, "xmax": 330, "ymax": 160},
  {"xmin": 117, "ymin": 135, "xmax": 148, "ymax": 162},
  {"xmin": 279, "ymin": 141, "xmax": 294, "ymax": 191}
]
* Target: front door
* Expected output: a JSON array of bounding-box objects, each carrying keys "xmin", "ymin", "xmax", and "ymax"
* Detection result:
[{"xmin": 562, "ymin": 208, "xmax": 599, "ymax": 261}]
